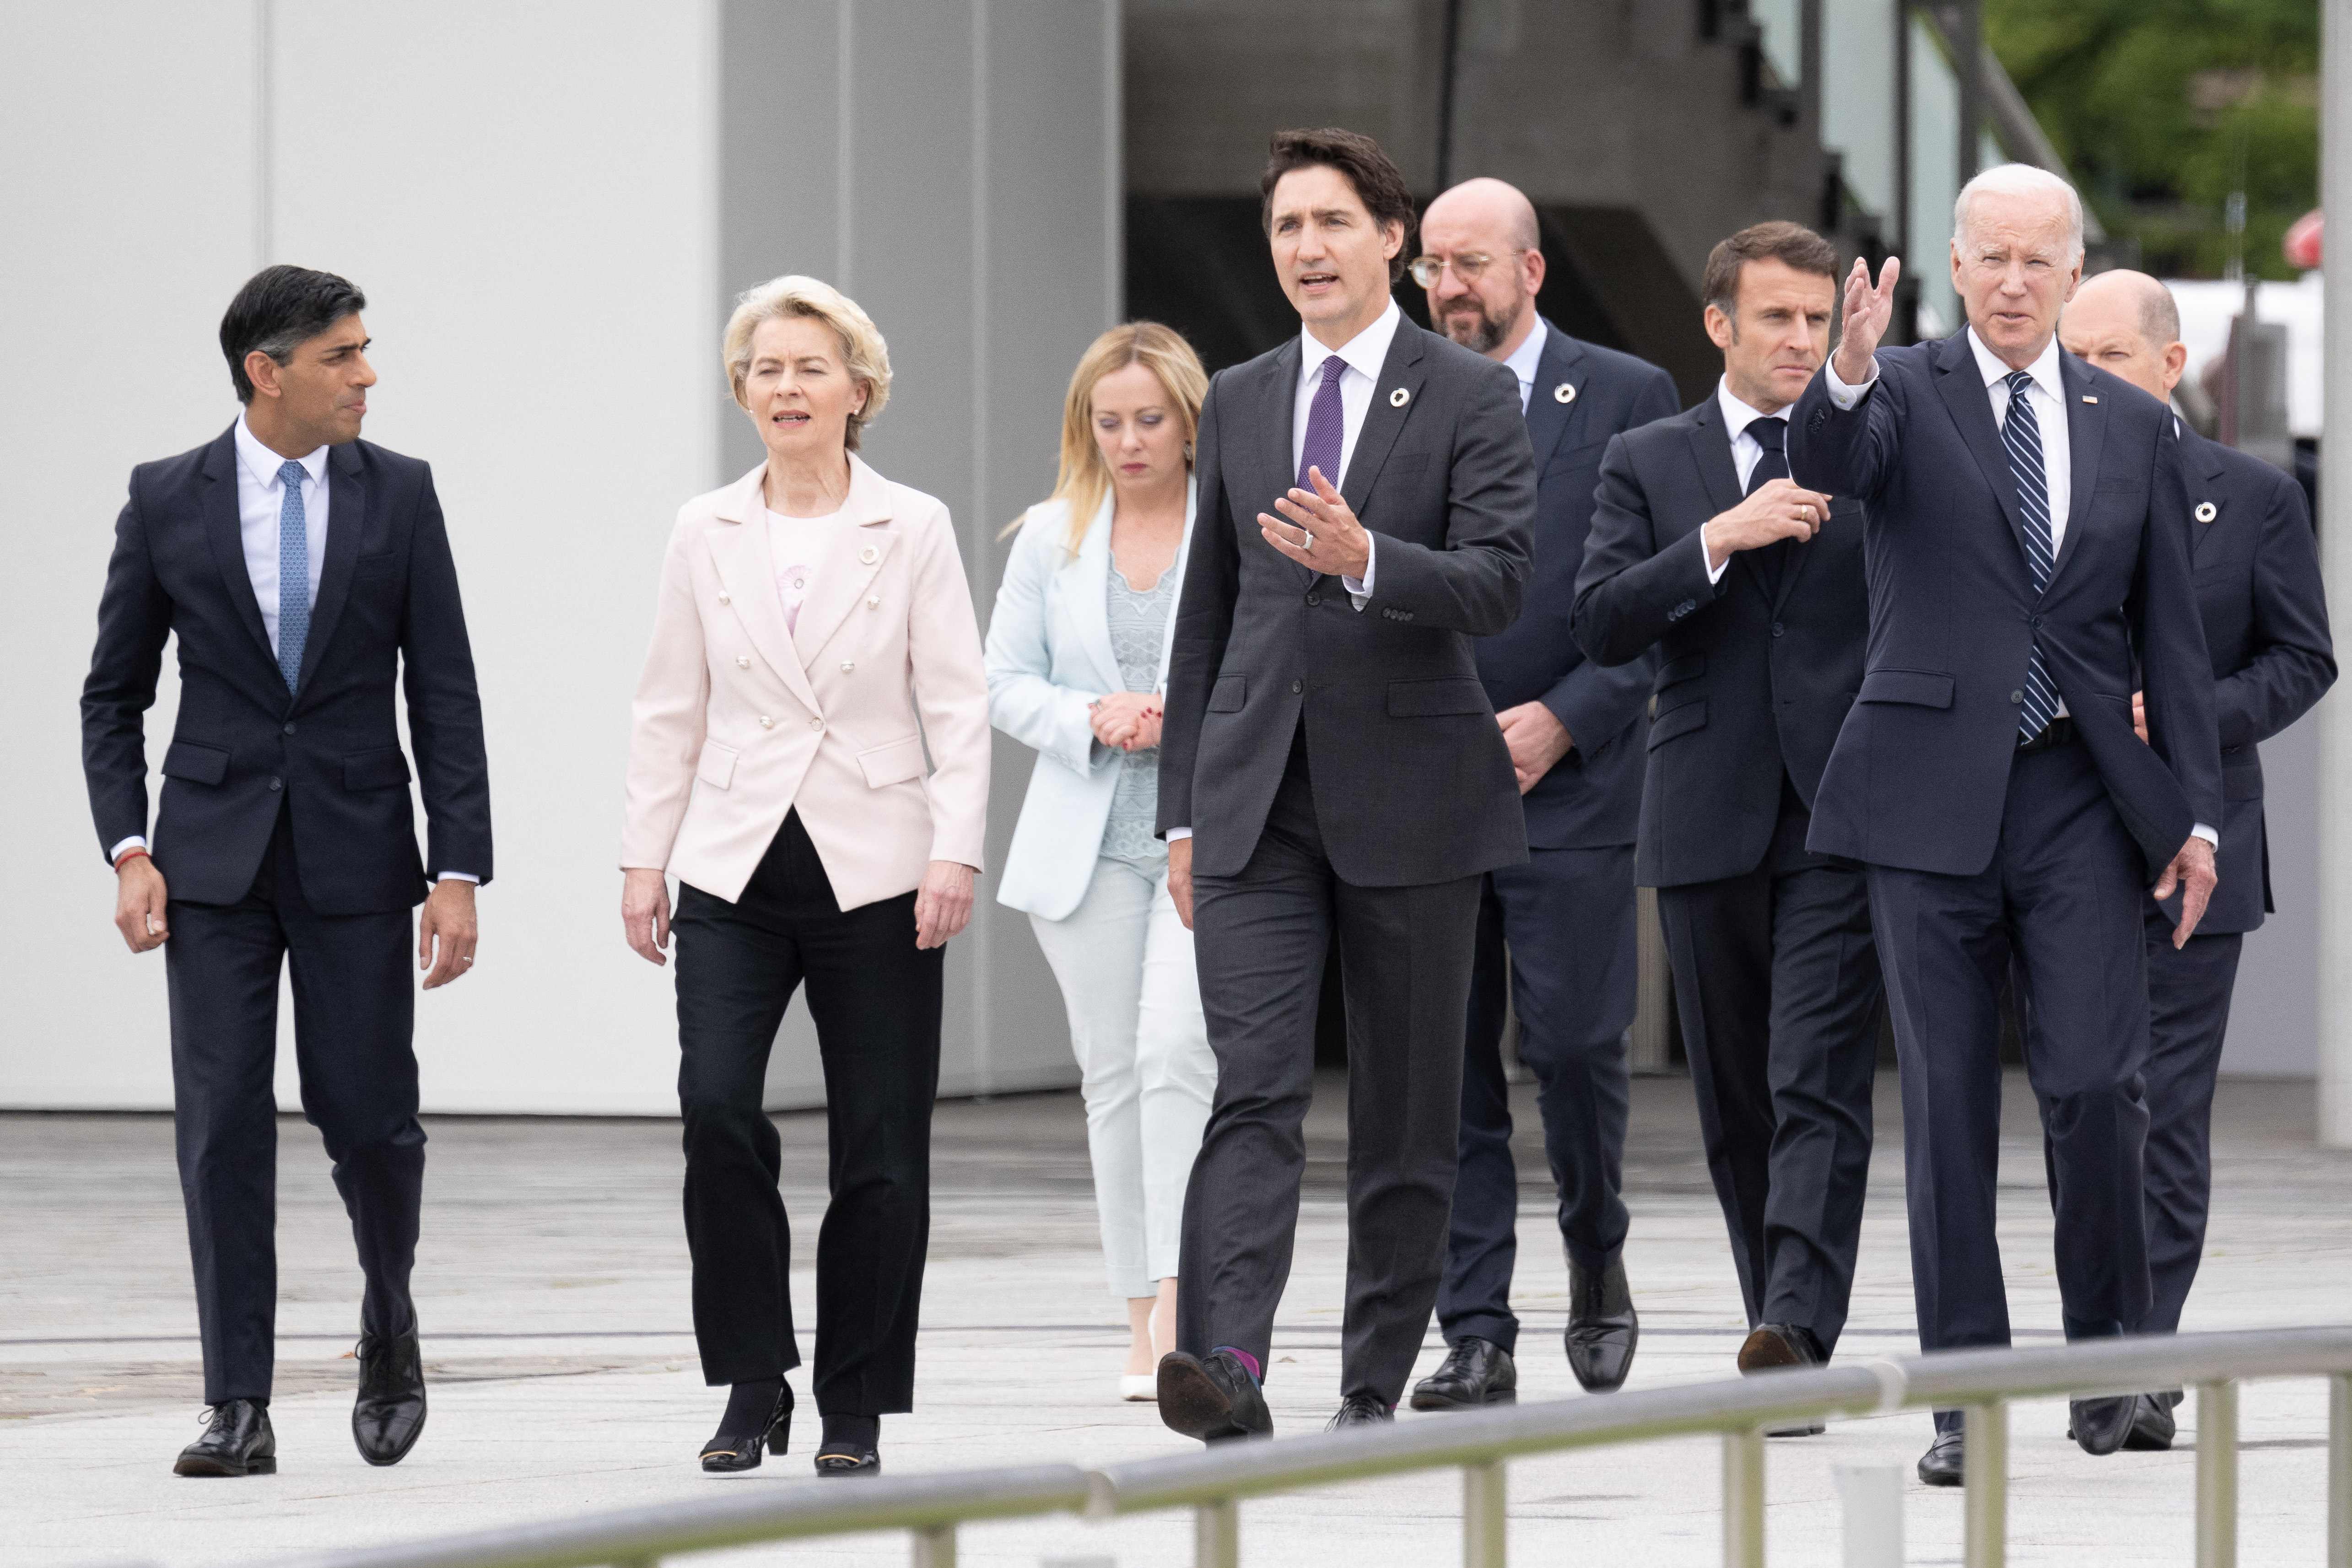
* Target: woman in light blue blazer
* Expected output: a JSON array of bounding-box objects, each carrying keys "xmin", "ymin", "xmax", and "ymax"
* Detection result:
[{"xmin": 986, "ymin": 323, "xmax": 1214, "ymax": 1401}]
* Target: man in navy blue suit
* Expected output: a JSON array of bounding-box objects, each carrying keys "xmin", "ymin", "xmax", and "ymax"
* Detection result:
[
  {"xmin": 2058, "ymin": 268, "xmax": 2335, "ymax": 1448},
  {"xmin": 82, "ymin": 267, "xmax": 491, "ymax": 1477},
  {"xmin": 1571, "ymin": 223, "xmax": 1881, "ymax": 1429},
  {"xmin": 1399, "ymin": 178, "xmax": 1677, "ymax": 1411},
  {"xmin": 1789, "ymin": 167, "xmax": 2223, "ymax": 1485}
]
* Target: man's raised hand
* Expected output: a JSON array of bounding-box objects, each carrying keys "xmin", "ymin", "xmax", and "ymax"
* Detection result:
[{"xmin": 1833, "ymin": 255, "xmax": 1900, "ymax": 386}]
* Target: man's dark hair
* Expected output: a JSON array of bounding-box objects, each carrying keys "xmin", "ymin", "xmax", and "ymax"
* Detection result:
[
  {"xmin": 219, "ymin": 265, "xmax": 368, "ymax": 404},
  {"xmin": 1260, "ymin": 128, "xmax": 1418, "ymax": 283},
  {"xmin": 1700, "ymin": 221, "xmax": 1840, "ymax": 317}
]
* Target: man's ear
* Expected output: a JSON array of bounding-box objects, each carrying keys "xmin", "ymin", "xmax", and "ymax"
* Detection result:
[
  {"xmin": 1381, "ymin": 219, "xmax": 1406, "ymax": 262},
  {"xmin": 1704, "ymin": 304, "xmax": 1735, "ymax": 352},
  {"xmin": 244, "ymin": 350, "xmax": 283, "ymax": 401}
]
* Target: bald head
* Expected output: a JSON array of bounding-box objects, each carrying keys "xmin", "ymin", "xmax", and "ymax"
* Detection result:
[
  {"xmin": 1418, "ymin": 177, "xmax": 1546, "ymax": 360},
  {"xmin": 2060, "ymin": 268, "xmax": 2188, "ymax": 404}
]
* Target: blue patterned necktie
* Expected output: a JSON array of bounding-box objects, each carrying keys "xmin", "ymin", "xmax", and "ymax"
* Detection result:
[
  {"xmin": 1298, "ymin": 354, "xmax": 1346, "ymax": 490},
  {"xmin": 2001, "ymin": 370, "xmax": 2060, "ymax": 741},
  {"xmin": 276, "ymin": 458, "xmax": 311, "ymax": 691}
]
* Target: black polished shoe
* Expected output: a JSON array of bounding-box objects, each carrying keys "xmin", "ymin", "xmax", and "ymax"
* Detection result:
[
  {"xmin": 1327, "ymin": 1393, "xmax": 1394, "ymax": 1430},
  {"xmin": 701, "ymin": 1383, "xmax": 793, "ymax": 1474},
  {"xmin": 174, "ymin": 1399, "xmax": 276, "ymax": 1477},
  {"xmin": 1564, "ymin": 1255, "xmax": 1639, "ymax": 1393},
  {"xmin": 1409, "ymin": 1338, "xmax": 1517, "ymax": 1412},
  {"xmin": 352, "ymin": 1329, "xmax": 427, "ymax": 1467},
  {"xmin": 2070, "ymin": 1394, "xmax": 2137, "ymax": 1456},
  {"xmin": 1157, "ymin": 1350, "xmax": 1273, "ymax": 1444},
  {"xmin": 2124, "ymin": 1392, "xmax": 2177, "ymax": 1451},
  {"xmin": 1917, "ymin": 1428, "xmax": 1965, "ymax": 1487},
  {"xmin": 813, "ymin": 1412, "xmax": 880, "ymax": 1477},
  {"xmin": 1737, "ymin": 1323, "xmax": 1826, "ymax": 1437}
]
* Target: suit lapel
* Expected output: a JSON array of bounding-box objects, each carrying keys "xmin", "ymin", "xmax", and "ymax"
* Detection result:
[
  {"xmin": 1931, "ymin": 330, "xmax": 2034, "ymax": 572},
  {"xmin": 292, "ymin": 442, "xmax": 366, "ymax": 701},
  {"xmin": 706, "ymin": 468, "xmax": 823, "ymax": 715},
  {"xmin": 1340, "ymin": 323, "xmax": 1429, "ymax": 521},
  {"xmin": 1255, "ymin": 340, "xmax": 1312, "ymax": 589},
  {"xmin": 2052, "ymin": 354, "xmax": 2107, "ymax": 587},
  {"xmin": 1065, "ymin": 496, "xmax": 1123, "ymax": 693},
  {"xmin": 2179, "ymin": 425, "xmax": 2230, "ymax": 564},
  {"xmin": 1682, "ymin": 399, "xmax": 1775, "ymax": 603},
  {"xmin": 199, "ymin": 428, "xmax": 275, "ymax": 669},
  {"xmin": 792, "ymin": 457, "xmax": 900, "ymax": 663},
  {"xmin": 1521, "ymin": 321, "xmax": 1586, "ymax": 468}
]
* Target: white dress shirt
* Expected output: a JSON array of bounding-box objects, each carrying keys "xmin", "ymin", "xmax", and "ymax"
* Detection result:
[
  {"xmin": 1291, "ymin": 297, "xmax": 1404, "ymax": 609},
  {"xmin": 1500, "ymin": 315, "xmax": 1549, "ymax": 413},
  {"xmin": 110, "ymin": 417, "xmax": 479, "ymax": 881},
  {"xmin": 1823, "ymin": 331, "xmax": 2214, "ymax": 848},
  {"xmin": 1700, "ymin": 378, "xmax": 1796, "ymax": 586}
]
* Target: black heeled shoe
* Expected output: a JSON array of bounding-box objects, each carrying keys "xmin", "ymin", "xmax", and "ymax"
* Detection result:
[
  {"xmin": 701, "ymin": 1381, "xmax": 793, "ymax": 1474},
  {"xmin": 814, "ymin": 1413, "xmax": 880, "ymax": 1477}
]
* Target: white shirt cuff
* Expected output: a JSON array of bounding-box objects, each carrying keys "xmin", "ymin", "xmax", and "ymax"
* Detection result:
[
  {"xmin": 109, "ymin": 836, "xmax": 148, "ymax": 865},
  {"xmin": 434, "ymin": 872, "xmax": 481, "ymax": 884},
  {"xmin": 1701, "ymin": 525, "xmax": 1732, "ymax": 585},
  {"xmin": 1343, "ymin": 534, "xmax": 1375, "ymax": 609},
  {"xmin": 2190, "ymin": 824, "xmax": 2218, "ymax": 849},
  {"xmin": 1823, "ymin": 355, "xmax": 1877, "ymax": 409},
  {"xmin": 1166, "ymin": 827, "xmax": 1192, "ymax": 842}
]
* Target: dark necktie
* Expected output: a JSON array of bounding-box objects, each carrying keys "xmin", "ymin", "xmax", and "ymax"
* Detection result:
[
  {"xmin": 1298, "ymin": 354, "xmax": 1346, "ymax": 490},
  {"xmin": 1745, "ymin": 416, "xmax": 1792, "ymax": 597},
  {"xmin": 2001, "ymin": 369, "xmax": 2060, "ymax": 741}
]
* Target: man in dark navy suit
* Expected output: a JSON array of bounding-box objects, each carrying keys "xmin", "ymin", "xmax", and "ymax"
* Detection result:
[
  {"xmin": 1789, "ymin": 167, "xmax": 2223, "ymax": 1485},
  {"xmin": 1399, "ymin": 178, "xmax": 1678, "ymax": 1412},
  {"xmin": 1571, "ymin": 223, "xmax": 1881, "ymax": 1432},
  {"xmin": 82, "ymin": 267, "xmax": 491, "ymax": 1477},
  {"xmin": 2058, "ymin": 269, "xmax": 2335, "ymax": 1448}
]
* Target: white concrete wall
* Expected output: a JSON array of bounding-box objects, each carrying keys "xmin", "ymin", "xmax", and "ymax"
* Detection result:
[{"xmin": 0, "ymin": 0, "xmax": 1111, "ymax": 1114}]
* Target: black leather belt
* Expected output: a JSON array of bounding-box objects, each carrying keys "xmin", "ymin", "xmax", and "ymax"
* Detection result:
[{"xmin": 2017, "ymin": 715, "xmax": 2076, "ymax": 754}]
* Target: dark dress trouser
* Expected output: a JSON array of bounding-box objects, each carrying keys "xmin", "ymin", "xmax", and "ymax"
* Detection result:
[
  {"xmin": 1179, "ymin": 730, "xmax": 1483, "ymax": 1407},
  {"xmin": 2137, "ymin": 910, "xmax": 2244, "ymax": 1337},
  {"xmin": 1655, "ymin": 783, "xmax": 1881, "ymax": 1356},
  {"xmin": 1436, "ymin": 844, "xmax": 1637, "ymax": 1353},
  {"xmin": 671, "ymin": 809, "xmax": 942, "ymax": 1415},
  {"xmin": 165, "ymin": 804, "xmax": 424, "ymax": 1406},
  {"xmin": 1868, "ymin": 739, "xmax": 2155, "ymax": 1434}
]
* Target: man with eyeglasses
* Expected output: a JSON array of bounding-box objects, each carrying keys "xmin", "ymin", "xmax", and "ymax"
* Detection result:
[{"xmin": 1403, "ymin": 178, "xmax": 1678, "ymax": 1413}]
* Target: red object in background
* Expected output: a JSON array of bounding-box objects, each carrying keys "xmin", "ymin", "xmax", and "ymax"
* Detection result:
[{"xmin": 2284, "ymin": 208, "xmax": 2323, "ymax": 270}]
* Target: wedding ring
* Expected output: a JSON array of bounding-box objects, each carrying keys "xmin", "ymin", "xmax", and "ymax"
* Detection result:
[{"xmin": 1301, "ymin": 529, "xmax": 1315, "ymax": 551}]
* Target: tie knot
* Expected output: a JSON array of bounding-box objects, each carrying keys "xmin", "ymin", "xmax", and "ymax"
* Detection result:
[
  {"xmin": 2005, "ymin": 369, "xmax": 2035, "ymax": 399},
  {"xmin": 277, "ymin": 459, "xmax": 307, "ymax": 489},
  {"xmin": 1318, "ymin": 355, "xmax": 1346, "ymax": 387},
  {"xmin": 1748, "ymin": 417, "xmax": 1786, "ymax": 452}
]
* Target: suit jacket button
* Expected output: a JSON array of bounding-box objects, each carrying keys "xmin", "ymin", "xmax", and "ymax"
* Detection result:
[
  {"xmin": 759, "ymin": 715, "xmax": 774, "ymax": 728},
  {"xmin": 268, "ymin": 776, "xmax": 283, "ymax": 791},
  {"xmin": 2010, "ymin": 690, "xmax": 2024, "ymax": 704},
  {"xmin": 1771, "ymin": 623, "xmax": 1785, "ymax": 637},
  {"xmin": 840, "ymin": 660, "xmax": 855, "ymax": 673},
  {"xmin": 867, "ymin": 595, "xmax": 880, "ymax": 608},
  {"xmin": 809, "ymin": 717, "xmax": 825, "ymax": 730},
  {"xmin": 1290, "ymin": 679, "xmax": 1305, "ymax": 695},
  {"xmin": 736, "ymin": 656, "xmax": 750, "ymax": 668},
  {"xmin": 282, "ymin": 721, "xmax": 297, "ymax": 735},
  {"xmin": 717, "ymin": 592, "xmax": 731, "ymax": 606},
  {"xmin": 1305, "ymin": 592, "xmax": 1320, "ymax": 607}
]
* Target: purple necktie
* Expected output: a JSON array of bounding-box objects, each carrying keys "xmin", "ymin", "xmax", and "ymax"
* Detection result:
[{"xmin": 1298, "ymin": 354, "xmax": 1346, "ymax": 490}]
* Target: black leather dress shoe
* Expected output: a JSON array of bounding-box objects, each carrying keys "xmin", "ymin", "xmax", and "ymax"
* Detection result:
[
  {"xmin": 1737, "ymin": 1323, "xmax": 1825, "ymax": 1437},
  {"xmin": 1157, "ymin": 1350, "xmax": 1274, "ymax": 1444},
  {"xmin": 352, "ymin": 1329, "xmax": 427, "ymax": 1466},
  {"xmin": 1564, "ymin": 1255, "xmax": 1638, "ymax": 1393},
  {"xmin": 2070, "ymin": 1394, "xmax": 2137, "ymax": 1456},
  {"xmin": 2124, "ymin": 1392, "xmax": 2177, "ymax": 1451},
  {"xmin": 1409, "ymin": 1338, "xmax": 1517, "ymax": 1411},
  {"xmin": 1917, "ymin": 1428, "xmax": 1965, "ymax": 1487},
  {"xmin": 701, "ymin": 1385, "xmax": 793, "ymax": 1474},
  {"xmin": 1327, "ymin": 1393, "xmax": 1393, "ymax": 1430},
  {"xmin": 175, "ymin": 1400, "xmax": 276, "ymax": 1477}
]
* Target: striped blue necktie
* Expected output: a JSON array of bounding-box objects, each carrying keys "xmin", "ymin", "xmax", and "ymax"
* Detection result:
[
  {"xmin": 276, "ymin": 458, "xmax": 311, "ymax": 691},
  {"xmin": 2001, "ymin": 370, "xmax": 2060, "ymax": 742}
]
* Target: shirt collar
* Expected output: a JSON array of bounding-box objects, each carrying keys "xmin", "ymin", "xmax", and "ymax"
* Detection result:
[
  {"xmin": 1966, "ymin": 325, "xmax": 2064, "ymax": 405},
  {"xmin": 1300, "ymin": 297, "xmax": 1403, "ymax": 384},
  {"xmin": 234, "ymin": 413, "xmax": 329, "ymax": 491},
  {"xmin": 1500, "ymin": 315, "xmax": 1549, "ymax": 390},
  {"xmin": 1714, "ymin": 377, "xmax": 1789, "ymax": 442}
]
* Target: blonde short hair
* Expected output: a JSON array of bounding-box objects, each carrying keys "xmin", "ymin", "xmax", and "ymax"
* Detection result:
[{"xmin": 722, "ymin": 275, "xmax": 892, "ymax": 450}]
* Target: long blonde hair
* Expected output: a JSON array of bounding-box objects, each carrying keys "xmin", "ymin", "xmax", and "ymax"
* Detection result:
[{"xmin": 1008, "ymin": 322, "xmax": 1208, "ymax": 551}]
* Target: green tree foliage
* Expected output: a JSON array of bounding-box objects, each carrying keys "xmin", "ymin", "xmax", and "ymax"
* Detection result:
[{"xmin": 1986, "ymin": 0, "xmax": 2318, "ymax": 279}]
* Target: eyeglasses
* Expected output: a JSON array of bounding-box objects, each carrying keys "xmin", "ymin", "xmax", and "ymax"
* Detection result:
[{"xmin": 1408, "ymin": 251, "xmax": 1506, "ymax": 288}]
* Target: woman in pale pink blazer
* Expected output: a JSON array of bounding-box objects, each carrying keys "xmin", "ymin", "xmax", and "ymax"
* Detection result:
[{"xmin": 620, "ymin": 275, "xmax": 988, "ymax": 1478}]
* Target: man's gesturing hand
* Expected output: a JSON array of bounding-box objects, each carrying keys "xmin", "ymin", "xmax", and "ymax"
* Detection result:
[
  {"xmin": 2153, "ymin": 835, "xmax": 2219, "ymax": 949},
  {"xmin": 1260, "ymin": 466, "xmax": 1373, "ymax": 580},
  {"xmin": 114, "ymin": 856, "xmax": 169, "ymax": 953},
  {"xmin": 1496, "ymin": 702, "xmax": 1573, "ymax": 795},
  {"xmin": 1833, "ymin": 255, "xmax": 1900, "ymax": 386},
  {"xmin": 1702, "ymin": 478, "xmax": 1835, "ymax": 572},
  {"xmin": 419, "ymin": 878, "xmax": 479, "ymax": 989},
  {"xmin": 1168, "ymin": 835, "xmax": 1195, "ymax": 931}
]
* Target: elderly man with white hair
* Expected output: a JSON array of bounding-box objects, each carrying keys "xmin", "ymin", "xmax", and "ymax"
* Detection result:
[{"xmin": 1787, "ymin": 164, "xmax": 2223, "ymax": 1486}]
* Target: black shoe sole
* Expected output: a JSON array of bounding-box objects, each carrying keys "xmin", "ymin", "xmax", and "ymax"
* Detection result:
[
  {"xmin": 814, "ymin": 1454, "xmax": 880, "ymax": 1477},
  {"xmin": 1918, "ymin": 1462, "xmax": 1963, "ymax": 1487},
  {"xmin": 174, "ymin": 1454, "xmax": 277, "ymax": 1477},
  {"xmin": 1408, "ymin": 1386, "xmax": 1517, "ymax": 1412},
  {"xmin": 1159, "ymin": 1358, "xmax": 1257, "ymax": 1441}
]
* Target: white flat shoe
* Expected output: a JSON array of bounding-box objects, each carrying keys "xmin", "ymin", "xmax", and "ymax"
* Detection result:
[{"xmin": 1119, "ymin": 1373, "xmax": 1159, "ymax": 1402}]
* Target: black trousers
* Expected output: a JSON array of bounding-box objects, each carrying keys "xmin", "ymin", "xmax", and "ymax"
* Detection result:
[
  {"xmin": 1179, "ymin": 731, "xmax": 1482, "ymax": 1407},
  {"xmin": 1869, "ymin": 740, "xmax": 2153, "ymax": 1432},
  {"xmin": 164, "ymin": 804, "xmax": 423, "ymax": 1404},
  {"xmin": 1656, "ymin": 785, "xmax": 1880, "ymax": 1357},
  {"xmin": 671, "ymin": 811, "xmax": 942, "ymax": 1415},
  {"xmin": 2137, "ymin": 912, "xmax": 2244, "ymax": 1336},
  {"xmin": 1436, "ymin": 845, "xmax": 1638, "ymax": 1353}
]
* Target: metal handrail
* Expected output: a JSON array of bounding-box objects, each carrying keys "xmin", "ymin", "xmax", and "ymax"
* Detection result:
[{"xmin": 260, "ymin": 1327, "xmax": 2352, "ymax": 1568}]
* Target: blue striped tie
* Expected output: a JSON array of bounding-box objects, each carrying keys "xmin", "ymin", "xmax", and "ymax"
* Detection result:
[
  {"xmin": 276, "ymin": 459, "xmax": 311, "ymax": 691},
  {"xmin": 2001, "ymin": 371, "xmax": 2060, "ymax": 742}
]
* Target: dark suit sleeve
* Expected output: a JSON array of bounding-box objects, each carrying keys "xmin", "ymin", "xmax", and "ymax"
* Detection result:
[
  {"xmin": 81, "ymin": 480, "xmax": 173, "ymax": 864},
  {"xmin": 2216, "ymin": 470, "xmax": 2335, "ymax": 750},
  {"xmin": 1355, "ymin": 359, "xmax": 1533, "ymax": 636},
  {"xmin": 1570, "ymin": 432, "xmax": 1724, "ymax": 667},
  {"xmin": 399, "ymin": 465, "xmax": 494, "ymax": 884},
  {"xmin": 1157, "ymin": 377, "xmax": 1238, "ymax": 837},
  {"xmin": 2135, "ymin": 431, "xmax": 2224, "ymax": 838},
  {"xmin": 1788, "ymin": 358, "xmax": 1905, "ymax": 504}
]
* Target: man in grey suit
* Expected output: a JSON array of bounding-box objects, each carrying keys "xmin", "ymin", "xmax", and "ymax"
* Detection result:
[{"xmin": 1154, "ymin": 127, "xmax": 1537, "ymax": 1440}]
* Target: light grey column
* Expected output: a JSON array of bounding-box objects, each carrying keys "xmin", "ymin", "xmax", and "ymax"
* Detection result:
[{"xmin": 2319, "ymin": 0, "xmax": 2352, "ymax": 1146}]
